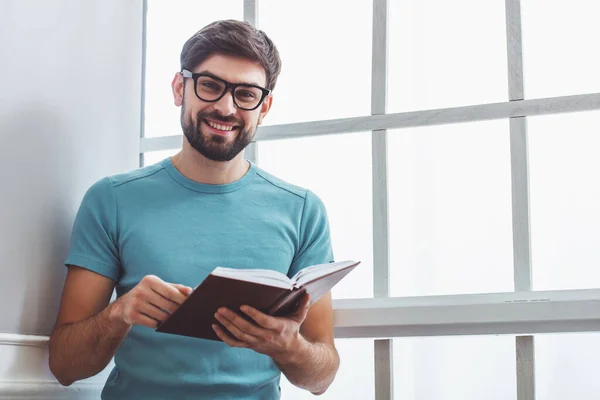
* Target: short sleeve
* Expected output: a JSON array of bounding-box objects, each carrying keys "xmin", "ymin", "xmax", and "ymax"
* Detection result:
[
  {"xmin": 64, "ymin": 177, "xmax": 122, "ymax": 281},
  {"xmin": 288, "ymin": 190, "xmax": 335, "ymax": 278}
]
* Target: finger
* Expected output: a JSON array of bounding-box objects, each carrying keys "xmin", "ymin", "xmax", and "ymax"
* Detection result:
[
  {"xmin": 170, "ymin": 283, "xmax": 193, "ymax": 296},
  {"xmin": 218, "ymin": 308, "xmax": 268, "ymax": 337},
  {"xmin": 240, "ymin": 306, "xmax": 279, "ymax": 330},
  {"xmin": 212, "ymin": 324, "xmax": 248, "ymax": 348},
  {"xmin": 137, "ymin": 301, "xmax": 171, "ymax": 323},
  {"xmin": 144, "ymin": 291, "xmax": 181, "ymax": 314},
  {"xmin": 152, "ymin": 285, "xmax": 189, "ymax": 305},
  {"xmin": 146, "ymin": 277, "xmax": 189, "ymax": 305},
  {"xmin": 133, "ymin": 312, "xmax": 161, "ymax": 329},
  {"xmin": 214, "ymin": 311, "xmax": 260, "ymax": 344}
]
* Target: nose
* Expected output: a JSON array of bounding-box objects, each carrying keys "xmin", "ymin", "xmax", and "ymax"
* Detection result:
[{"xmin": 212, "ymin": 90, "xmax": 236, "ymax": 116}]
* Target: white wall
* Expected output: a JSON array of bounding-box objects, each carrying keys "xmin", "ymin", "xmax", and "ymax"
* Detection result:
[{"xmin": 0, "ymin": 0, "xmax": 143, "ymax": 397}]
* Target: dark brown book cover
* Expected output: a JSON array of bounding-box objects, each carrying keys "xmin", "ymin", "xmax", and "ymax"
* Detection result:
[{"xmin": 156, "ymin": 261, "xmax": 360, "ymax": 341}]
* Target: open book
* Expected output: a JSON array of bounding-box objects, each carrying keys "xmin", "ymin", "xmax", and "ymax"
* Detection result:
[{"xmin": 156, "ymin": 260, "xmax": 360, "ymax": 341}]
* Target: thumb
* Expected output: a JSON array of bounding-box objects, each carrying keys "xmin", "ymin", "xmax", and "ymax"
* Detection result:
[{"xmin": 171, "ymin": 283, "xmax": 193, "ymax": 296}]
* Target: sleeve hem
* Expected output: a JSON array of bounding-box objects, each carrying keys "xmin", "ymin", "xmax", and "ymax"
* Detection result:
[{"xmin": 64, "ymin": 253, "xmax": 120, "ymax": 282}]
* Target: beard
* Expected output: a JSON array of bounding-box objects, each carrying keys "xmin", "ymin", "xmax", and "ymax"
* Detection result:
[{"xmin": 181, "ymin": 106, "xmax": 255, "ymax": 162}]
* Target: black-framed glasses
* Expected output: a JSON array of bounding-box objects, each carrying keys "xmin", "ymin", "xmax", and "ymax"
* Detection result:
[{"xmin": 181, "ymin": 69, "xmax": 271, "ymax": 111}]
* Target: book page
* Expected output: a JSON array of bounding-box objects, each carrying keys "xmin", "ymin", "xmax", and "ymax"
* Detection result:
[
  {"xmin": 211, "ymin": 267, "xmax": 293, "ymax": 289},
  {"xmin": 292, "ymin": 260, "xmax": 358, "ymax": 286}
]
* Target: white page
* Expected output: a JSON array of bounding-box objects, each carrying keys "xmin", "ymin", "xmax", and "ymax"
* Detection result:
[
  {"xmin": 211, "ymin": 267, "xmax": 293, "ymax": 289},
  {"xmin": 293, "ymin": 260, "xmax": 359, "ymax": 286}
]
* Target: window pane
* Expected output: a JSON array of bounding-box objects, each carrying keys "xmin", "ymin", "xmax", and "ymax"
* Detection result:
[
  {"xmin": 144, "ymin": 0, "xmax": 243, "ymax": 138},
  {"xmin": 522, "ymin": 0, "xmax": 600, "ymax": 98},
  {"xmin": 393, "ymin": 336, "xmax": 516, "ymax": 400},
  {"xmin": 389, "ymin": 120, "xmax": 514, "ymax": 297},
  {"xmin": 280, "ymin": 338, "xmax": 374, "ymax": 399},
  {"xmin": 529, "ymin": 111, "xmax": 600, "ymax": 290},
  {"xmin": 388, "ymin": 0, "xmax": 507, "ymax": 112},
  {"xmin": 258, "ymin": 0, "xmax": 372, "ymax": 125},
  {"xmin": 257, "ymin": 132, "xmax": 373, "ymax": 299},
  {"xmin": 536, "ymin": 333, "xmax": 600, "ymax": 399},
  {"xmin": 142, "ymin": 149, "xmax": 178, "ymax": 167}
]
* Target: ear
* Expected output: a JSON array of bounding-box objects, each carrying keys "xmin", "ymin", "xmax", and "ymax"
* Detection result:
[
  {"xmin": 257, "ymin": 95, "xmax": 273, "ymax": 126},
  {"xmin": 172, "ymin": 72, "xmax": 184, "ymax": 107}
]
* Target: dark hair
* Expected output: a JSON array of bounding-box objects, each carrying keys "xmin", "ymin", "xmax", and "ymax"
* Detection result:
[{"xmin": 180, "ymin": 20, "xmax": 281, "ymax": 90}]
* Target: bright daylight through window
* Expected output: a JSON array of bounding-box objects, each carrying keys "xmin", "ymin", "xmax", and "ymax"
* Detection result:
[{"xmin": 143, "ymin": 0, "xmax": 600, "ymax": 398}]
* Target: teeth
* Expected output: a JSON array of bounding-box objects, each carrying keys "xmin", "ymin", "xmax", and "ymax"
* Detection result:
[{"xmin": 207, "ymin": 120, "xmax": 234, "ymax": 131}]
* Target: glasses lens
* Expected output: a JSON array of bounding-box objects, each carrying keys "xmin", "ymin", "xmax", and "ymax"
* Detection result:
[
  {"xmin": 196, "ymin": 76, "xmax": 226, "ymax": 101},
  {"xmin": 234, "ymin": 86, "xmax": 263, "ymax": 110}
]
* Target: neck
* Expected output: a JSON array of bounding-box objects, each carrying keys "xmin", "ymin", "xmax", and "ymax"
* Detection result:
[{"xmin": 170, "ymin": 142, "xmax": 250, "ymax": 185}]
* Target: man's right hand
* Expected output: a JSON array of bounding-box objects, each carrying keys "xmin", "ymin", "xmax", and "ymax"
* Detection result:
[
  {"xmin": 50, "ymin": 268, "xmax": 194, "ymax": 386},
  {"xmin": 111, "ymin": 275, "xmax": 193, "ymax": 328}
]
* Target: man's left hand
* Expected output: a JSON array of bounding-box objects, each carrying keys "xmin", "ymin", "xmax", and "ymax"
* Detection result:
[{"xmin": 212, "ymin": 293, "xmax": 310, "ymax": 362}]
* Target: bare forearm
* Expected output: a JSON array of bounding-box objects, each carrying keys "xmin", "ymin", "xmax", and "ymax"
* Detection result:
[
  {"xmin": 49, "ymin": 301, "xmax": 130, "ymax": 386},
  {"xmin": 274, "ymin": 336, "xmax": 340, "ymax": 395}
]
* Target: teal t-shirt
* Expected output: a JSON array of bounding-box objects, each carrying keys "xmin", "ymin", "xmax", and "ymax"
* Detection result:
[{"xmin": 64, "ymin": 158, "xmax": 334, "ymax": 400}]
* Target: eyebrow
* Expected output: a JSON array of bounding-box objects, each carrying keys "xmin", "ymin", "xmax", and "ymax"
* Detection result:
[{"xmin": 196, "ymin": 70, "xmax": 265, "ymax": 88}]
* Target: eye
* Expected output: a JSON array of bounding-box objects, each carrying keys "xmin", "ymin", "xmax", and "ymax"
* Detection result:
[
  {"xmin": 236, "ymin": 90, "xmax": 257, "ymax": 99},
  {"xmin": 201, "ymin": 82, "xmax": 220, "ymax": 90}
]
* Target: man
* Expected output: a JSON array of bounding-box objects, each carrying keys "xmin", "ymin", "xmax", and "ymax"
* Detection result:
[{"xmin": 49, "ymin": 20, "xmax": 340, "ymax": 399}]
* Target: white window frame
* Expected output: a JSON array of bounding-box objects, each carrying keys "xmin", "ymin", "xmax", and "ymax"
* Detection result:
[{"xmin": 139, "ymin": 1, "xmax": 600, "ymax": 399}]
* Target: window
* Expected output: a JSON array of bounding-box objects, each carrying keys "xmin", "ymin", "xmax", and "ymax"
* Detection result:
[
  {"xmin": 529, "ymin": 111, "xmax": 600, "ymax": 290},
  {"xmin": 142, "ymin": 149, "xmax": 179, "ymax": 167},
  {"xmin": 144, "ymin": 0, "xmax": 243, "ymax": 138},
  {"xmin": 521, "ymin": 0, "xmax": 600, "ymax": 99},
  {"xmin": 388, "ymin": 120, "xmax": 514, "ymax": 297},
  {"xmin": 393, "ymin": 336, "xmax": 516, "ymax": 400},
  {"xmin": 258, "ymin": 132, "xmax": 374, "ymax": 299},
  {"xmin": 535, "ymin": 333, "xmax": 600, "ymax": 399},
  {"xmin": 141, "ymin": 1, "xmax": 600, "ymax": 399},
  {"xmin": 280, "ymin": 338, "xmax": 375, "ymax": 399},
  {"xmin": 388, "ymin": 0, "xmax": 508, "ymax": 112},
  {"xmin": 257, "ymin": 0, "xmax": 372, "ymax": 125}
]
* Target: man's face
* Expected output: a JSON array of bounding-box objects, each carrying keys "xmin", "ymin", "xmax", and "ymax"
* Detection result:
[{"xmin": 172, "ymin": 54, "xmax": 272, "ymax": 162}]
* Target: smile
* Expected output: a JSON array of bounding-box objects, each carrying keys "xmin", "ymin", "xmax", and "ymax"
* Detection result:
[{"xmin": 204, "ymin": 119, "xmax": 238, "ymax": 132}]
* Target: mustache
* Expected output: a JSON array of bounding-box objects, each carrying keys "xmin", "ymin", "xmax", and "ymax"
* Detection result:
[{"xmin": 197, "ymin": 111, "xmax": 243, "ymax": 127}]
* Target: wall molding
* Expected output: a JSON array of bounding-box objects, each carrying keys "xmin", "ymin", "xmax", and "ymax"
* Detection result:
[
  {"xmin": 0, "ymin": 334, "xmax": 48, "ymax": 348},
  {"xmin": 0, "ymin": 381, "xmax": 103, "ymax": 399},
  {"xmin": 0, "ymin": 334, "xmax": 105, "ymax": 399}
]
